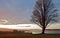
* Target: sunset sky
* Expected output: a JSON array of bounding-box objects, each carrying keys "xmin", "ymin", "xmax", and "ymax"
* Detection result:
[
  {"xmin": 0, "ymin": 0, "xmax": 60, "ymax": 29},
  {"xmin": 0, "ymin": 0, "xmax": 36, "ymax": 24}
]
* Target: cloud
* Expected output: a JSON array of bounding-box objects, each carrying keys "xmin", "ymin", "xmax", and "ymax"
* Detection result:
[{"xmin": 0, "ymin": 19, "xmax": 8, "ymax": 24}]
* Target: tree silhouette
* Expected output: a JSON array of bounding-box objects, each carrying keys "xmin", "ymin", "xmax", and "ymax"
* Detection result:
[{"xmin": 31, "ymin": 0, "xmax": 58, "ymax": 34}]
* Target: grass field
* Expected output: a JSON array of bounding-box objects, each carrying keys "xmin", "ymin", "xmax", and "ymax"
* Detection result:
[
  {"xmin": 0, "ymin": 33, "xmax": 60, "ymax": 38},
  {"xmin": 0, "ymin": 29, "xmax": 60, "ymax": 38}
]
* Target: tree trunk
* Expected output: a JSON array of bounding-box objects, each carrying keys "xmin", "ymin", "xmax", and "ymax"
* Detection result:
[{"xmin": 42, "ymin": 26, "xmax": 45, "ymax": 34}]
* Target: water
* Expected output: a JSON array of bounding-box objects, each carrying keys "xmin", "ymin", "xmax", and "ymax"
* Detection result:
[
  {"xmin": 45, "ymin": 30, "xmax": 60, "ymax": 34},
  {"xmin": 25, "ymin": 30, "xmax": 60, "ymax": 34}
]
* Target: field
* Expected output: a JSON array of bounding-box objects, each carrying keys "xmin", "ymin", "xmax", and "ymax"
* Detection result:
[
  {"xmin": 0, "ymin": 33, "xmax": 60, "ymax": 38},
  {"xmin": 0, "ymin": 28, "xmax": 60, "ymax": 38}
]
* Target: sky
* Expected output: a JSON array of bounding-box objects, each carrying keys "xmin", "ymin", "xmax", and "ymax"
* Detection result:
[
  {"xmin": 0, "ymin": 0, "xmax": 60, "ymax": 29},
  {"xmin": 0, "ymin": 0, "xmax": 36, "ymax": 24}
]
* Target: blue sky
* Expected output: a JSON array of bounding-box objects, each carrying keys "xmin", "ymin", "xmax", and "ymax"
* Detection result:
[
  {"xmin": 0, "ymin": 0, "xmax": 36, "ymax": 24},
  {"xmin": 0, "ymin": 0, "xmax": 60, "ymax": 26}
]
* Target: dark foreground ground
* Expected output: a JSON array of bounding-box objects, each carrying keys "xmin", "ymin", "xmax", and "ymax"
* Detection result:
[
  {"xmin": 0, "ymin": 30, "xmax": 60, "ymax": 38},
  {"xmin": 0, "ymin": 33, "xmax": 60, "ymax": 38}
]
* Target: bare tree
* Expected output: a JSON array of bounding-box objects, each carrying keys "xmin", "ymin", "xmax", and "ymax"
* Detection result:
[{"xmin": 31, "ymin": 0, "xmax": 58, "ymax": 34}]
